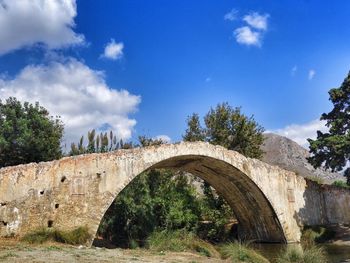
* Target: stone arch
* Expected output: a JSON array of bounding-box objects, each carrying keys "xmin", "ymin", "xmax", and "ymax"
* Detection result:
[
  {"xmin": 91, "ymin": 143, "xmax": 291, "ymax": 244},
  {"xmin": 95, "ymin": 154, "xmax": 287, "ymax": 244}
]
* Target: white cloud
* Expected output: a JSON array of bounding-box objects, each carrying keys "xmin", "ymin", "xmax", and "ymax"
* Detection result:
[
  {"xmin": 224, "ymin": 9, "xmax": 238, "ymax": 21},
  {"xmin": 154, "ymin": 135, "xmax": 171, "ymax": 143},
  {"xmin": 0, "ymin": 0, "xmax": 84, "ymax": 55},
  {"xmin": 243, "ymin": 12, "xmax": 269, "ymax": 31},
  {"xmin": 291, "ymin": 66, "xmax": 297, "ymax": 76},
  {"xmin": 232, "ymin": 11, "xmax": 269, "ymax": 47},
  {"xmin": 234, "ymin": 26, "xmax": 261, "ymax": 46},
  {"xmin": 0, "ymin": 59, "xmax": 141, "ymax": 147},
  {"xmin": 308, "ymin": 69, "xmax": 316, "ymax": 80},
  {"xmin": 101, "ymin": 39, "xmax": 124, "ymax": 60},
  {"xmin": 269, "ymin": 119, "xmax": 328, "ymax": 147}
]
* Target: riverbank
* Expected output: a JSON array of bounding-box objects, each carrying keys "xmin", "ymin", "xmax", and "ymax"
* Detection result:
[
  {"xmin": 328, "ymin": 224, "xmax": 350, "ymax": 246},
  {"xmin": 0, "ymin": 239, "xmax": 224, "ymax": 263},
  {"xmin": 1, "ymin": 236, "xmax": 349, "ymax": 263}
]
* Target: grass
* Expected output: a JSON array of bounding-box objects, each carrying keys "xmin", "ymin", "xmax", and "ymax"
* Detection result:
[
  {"xmin": 219, "ymin": 242, "xmax": 270, "ymax": 263},
  {"xmin": 332, "ymin": 180, "xmax": 350, "ymax": 189},
  {"xmin": 45, "ymin": 245, "xmax": 63, "ymax": 251},
  {"xmin": 147, "ymin": 230, "xmax": 220, "ymax": 258},
  {"xmin": 276, "ymin": 245, "xmax": 327, "ymax": 263},
  {"xmin": 147, "ymin": 230, "xmax": 271, "ymax": 262},
  {"xmin": 22, "ymin": 226, "xmax": 91, "ymax": 245},
  {"xmin": 0, "ymin": 252, "xmax": 19, "ymax": 260}
]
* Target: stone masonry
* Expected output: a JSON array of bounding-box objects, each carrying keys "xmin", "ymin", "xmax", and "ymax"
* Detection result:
[{"xmin": 0, "ymin": 142, "xmax": 349, "ymax": 245}]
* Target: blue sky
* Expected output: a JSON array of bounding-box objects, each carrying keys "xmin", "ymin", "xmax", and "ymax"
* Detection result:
[{"xmin": 0, "ymin": 0, "xmax": 349, "ymax": 147}]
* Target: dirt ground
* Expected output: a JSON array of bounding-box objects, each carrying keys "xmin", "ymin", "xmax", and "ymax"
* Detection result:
[{"xmin": 0, "ymin": 239, "xmax": 228, "ymax": 263}]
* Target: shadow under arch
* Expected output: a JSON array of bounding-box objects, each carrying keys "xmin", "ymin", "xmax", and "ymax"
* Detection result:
[{"xmin": 95, "ymin": 154, "xmax": 287, "ymax": 244}]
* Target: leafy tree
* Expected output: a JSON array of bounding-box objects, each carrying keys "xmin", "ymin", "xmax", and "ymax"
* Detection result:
[
  {"xmin": 97, "ymin": 169, "xmax": 202, "ymax": 248},
  {"xmin": 183, "ymin": 102, "xmax": 265, "ymax": 159},
  {"xmin": 308, "ymin": 72, "xmax": 350, "ymax": 184},
  {"xmin": 183, "ymin": 113, "xmax": 205, "ymax": 142},
  {"xmin": 182, "ymin": 103, "xmax": 265, "ymax": 242},
  {"xmin": 0, "ymin": 97, "xmax": 63, "ymax": 168}
]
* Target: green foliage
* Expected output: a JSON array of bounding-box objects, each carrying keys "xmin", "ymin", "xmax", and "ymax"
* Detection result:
[
  {"xmin": 97, "ymin": 169, "xmax": 203, "ymax": 248},
  {"xmin": 308, "ymin": 72, "xmax": 350, "ymax": 184},
  {"xmin": 332, "ymin": 180, "xmax": 350, "ymax": 188},
  {"xmin": 147, "ymin": 230, "xmax": 220, "ymax": 258},
  {"xmin": 219, "ymin": 242, "xmax": 270, "ymax": 263},
  {"xmin": 0, "ymin": 97, "xmax": 63, "ymax": 168},
  {"xmin": 22, "ymin": 227, "xmax": 90, "ymax": 245},
  {"xmin": 197, "ymin": 182, "xmax": 234, "ymax": 243},
  {"xmin": 183, "ymin": 102, "xmax": 265, "ymax": 159},
  {"xmin": 0, "ymin": 252, "xmax": 19, "ymax": 260},
  {"xmin": 276, "ymin": 245, "xmax": 327, "ymax": 263},
  {"xmin": 183, "ymin": 113, "xmax": 206, "ymax": 142}
]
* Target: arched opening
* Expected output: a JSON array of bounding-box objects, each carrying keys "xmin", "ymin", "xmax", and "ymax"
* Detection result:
[{"xmin": 93, "ymin": 154, "xmax": 286, "ymax": 248}]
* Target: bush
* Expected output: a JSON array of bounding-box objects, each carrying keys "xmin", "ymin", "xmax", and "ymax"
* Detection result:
[
  {"xmin": 22, "ymin": 228, "xmax": 53, "ymax": 244},
  {"xmin": 332, "ymin": 180, "xmax": 350, "ymax": 189},
  {"xmin": 276, "ymin": 245, "xmax": 327, "ymax": 263},
  {"xmin": 301, "ymin": 226, "xmax": 335, "ymax": 247},
  {"xmin": 147, "ymin": 230, "xmax": 220, "ymax": 258},
  {"xmin": 54, "ymin": 226, "xmax": 91, "ymax": 245},
  {"xmin": 219, "ymin": 242, "xmax": 270, "ymax": 263},
  {"xmin": 22, "ymin": 227, "xmax": 90, "ymax": 245}
]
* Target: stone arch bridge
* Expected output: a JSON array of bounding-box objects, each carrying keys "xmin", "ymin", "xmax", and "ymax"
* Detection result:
[{"xmin": 0, "ymin": 142, "xmax": 349, "ymax": 245}]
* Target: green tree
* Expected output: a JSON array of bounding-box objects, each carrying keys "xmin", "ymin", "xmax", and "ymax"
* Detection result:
[
  {"xmin": 183, "ymin": 103, "xmax": 265, "ymax": 159},
  {"xmin": 308, "ymin": 72, "xmax": 350, "ymax": 184},
  {"xmin": 0, "ymin": 97, "xmax": 63, "ymax": 168},
  {"xmin": 205, "ymin": 103, "xmax": 265, "ymax": 159},
  {"xmin": 182, "ymin": 103, "xmax": 264, "ymax": 242},
  {"xmin": 97, "ymin": 169, "xmax": 202, "ymax": 248},
  {"xmin": 183, "ymin": 113, "xmax": 205, "ymax": 142}
]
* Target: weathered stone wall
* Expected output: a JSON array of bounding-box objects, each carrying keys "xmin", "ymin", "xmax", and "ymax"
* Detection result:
[
  {"xmin": 0, "ymin": 142, "xmax": 349, "ymax": 245},
  {"xmin": 298, "ymin": 180, "xmax": 350, "ymax": 226}
]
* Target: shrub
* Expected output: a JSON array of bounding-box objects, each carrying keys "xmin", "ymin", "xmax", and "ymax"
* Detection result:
[
  {"xmin": 332, "ymin": 180, "xmax": 350, "ymax": 189},
  {"xmin": 54, "ymin": 226, "xmax": 91, "ymax": 245},
  {"xmin": 219, "ymin": 242, "xmax": 270, "ymax": 263},
  {"xmin": 22, "ymin": 226, "xmax": 90, "ymax": 245},
  {"xmin": 276, "ymin": 245, "xmax": 327, "ymax": 263},
  {"xmin": 301, "ymin": 226, "xmax": 335, "ymax": 247}
]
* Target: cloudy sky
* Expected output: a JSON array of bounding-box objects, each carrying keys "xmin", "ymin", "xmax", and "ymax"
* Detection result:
[{"xmin": 0, "ymin": 0, "xmax": 349, "ymax": 149}]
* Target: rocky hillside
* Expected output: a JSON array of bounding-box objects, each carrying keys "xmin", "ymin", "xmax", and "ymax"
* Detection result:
[{"xmin": 261, "ymin": 133, "xmax": 343, "ymax": 183}]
